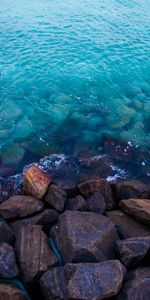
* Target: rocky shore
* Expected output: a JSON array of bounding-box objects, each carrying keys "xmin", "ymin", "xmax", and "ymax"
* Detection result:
[{"xmin": 0, "ymin": 165, "xmax": 149, "ymax": 300}]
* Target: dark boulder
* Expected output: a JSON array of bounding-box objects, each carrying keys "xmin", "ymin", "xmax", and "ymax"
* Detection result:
[
  {"xmin": 0, "ymin": 195, "xmax": 44, "ymax": 220},
  {"xmin": 50, "ymin": 210, "xmax": 119, "ymax": 264},
  {"xmin": 40, "ymin": 260, "xmax": 125, "ymax": 300},
  {"xmin": 15, "ymin": 224, "xmax": 57, "ymax": 286},
  {"xmin": 0, "ymin": 283, "xmax": 27, "ymax": 300},
  {"xmin": 44, "ymin": 184, "xmax": 67, "ymax": 212},
  {"xmin": 106, "ymin": 210, "xmax": 150, "ymax": 238},
  {"xmin": 0, "ymin": 218, "xmax": 15, "ymax": 245},
  {"xmin": 87, "ymin": 192, "xmax": 106, "ymax": 214},
  {"xmin": 120, "ymin": 198, "xmax": 150, "ymax": 225},
  {"xmin": 66, "ymin": 195, "xmax": 88, "ymax": 211},
  {"xmin": 114, "ymin": 180, "xmax": 146, "ymax": 201},
  {"xmin": 0, "ymin": 242, "xmax": 19, "ymax": 278}
]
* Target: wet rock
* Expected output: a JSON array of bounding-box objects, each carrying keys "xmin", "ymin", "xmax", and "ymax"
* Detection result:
[
  {"xmin": 120, "ymin": 198, "xmax": 150, "ymax": 225},
  {"xmin": 0, "ymin": 283, "xmax": 27, "ymax": 300},
  {"xmin": 0, "ymin": 219, "xmax": 15, "ymax": 245},
  {"xmin": 115, "ymin": 237, "xmax": 150, "ymax": 268},
  {"xmin": 40, "ymin": 260, "xmax": 125, "ymax": 300},
  {"xmin": 15, "ymin": 224, "xmax": 57, "ymax": 286},
  {"xmin": 50, "ymin": 210, "xmax": 119, "ymax": 264},
  {"xmin": 115, "ymin": 180, "xmax": 146, "ymax": 200},
  {"xmin": 0, "ymin": 242, "xmax": 19, "ymax": 278},
  {"xmin": 77, "ymin": 178, "xmax": 114, "ymax": 210},
  {"xmin": 0, "ymin": 195, "xmax": 44, "ymax": 220},
  {"xmin": 66, "ymin": 195, "xmax": 88, "ymax": 211},
  {"xmin": 87, "ymin": 192, "xmax": 106, "ymax": 214},
  {"xmin": 106, "ymin": 210, "xmax": 150, "ymax": 238},
  {"xmin": 23, "ymin": 165, "xmax": 52, "ymax": 199},
  {"xmin": 44, "ymin": 184, "xmax": 67, "ymax": 212}
]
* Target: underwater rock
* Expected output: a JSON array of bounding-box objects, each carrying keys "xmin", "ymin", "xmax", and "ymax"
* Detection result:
[
  {"xmin": 50, "ymin": 210, "xmax": 119, "ymax": 264},
  {"xmin": 0, "ymin": 219, "xmax": 15, "ymax": 245},
  {"xmin": 0, "ymin": 195, "xmax": 44, "ymax": 220},
  {"xmin": 66, "ymin": 195, "xmax": 88, "ymax": 211},
  {"xmin": 115, "ymin": 180, "xmax": 147, "ymax": 200},
  {"xmin": 106, "ymin": 210, "xmax": 150, "ymax": 238},
  {"xmin": 44, "ymin": 184, "xmax": 67, "ymax": 212},
  {"xmin": 15, "ymin": 224, "xmax": 57, "ymax": 286},
  {"xmin": 23, "ymin": 165, "xmax": 52, "ymax": 199},
  {"xmin": 77, "ymin": 178, "xmax": 114, "ymax": 210},
  {"xmin": 40, "ymin": 260, "xmax": 125, "ymax": 300},
  {"xmin": 0, "ymin": 283, "xmax": 27, "ymax": 300},
  {"xmin": 1, "ymin": 143, "xmax": 25, "ymax": 166},
  {"xmin": 120, "ymin": 198, "xmax": 150, "ymax": 225},
  {"xmin": 115, "ymin": 237, "xmax": 150, "ymax": 268},
  {"xmin": 0, "ymin": 242, "xmax": 19, "ymax": 278},
  {"xmin": 87, "ymin": 192, "xmax": 106, "ymax": 214}
]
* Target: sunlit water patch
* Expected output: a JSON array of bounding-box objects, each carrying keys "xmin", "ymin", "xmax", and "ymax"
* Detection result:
[{"xmin": 0, "ymin": 0, "xmax": 150, "ymax": 178}]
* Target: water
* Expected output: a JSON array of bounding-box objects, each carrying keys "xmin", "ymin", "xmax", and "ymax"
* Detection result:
[{"xmin": 0, "ymin": 0, "xmax": 150, "ymax": 179}]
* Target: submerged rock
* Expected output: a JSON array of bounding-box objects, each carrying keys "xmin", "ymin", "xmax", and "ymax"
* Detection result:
[
  {"xmin": 23, "ymin": 165, "xmax": 52, "ymax": 199},
  {"xmin": 40, "ymin": 260, "xmax": 125, "ymax": 300},
  {"xmin": 0, "ymin": 242, "xmax": 19, "ymax": 278},
  {"xmin": 120, "ymin": 198, "xmax": 150, "ymax": 225},
  {"xmin": 50, "ymin": 210, "xmax": 119, "ymax": 264},
  {"xmin": 0, "ymin": 283, "xmax": 27, "ymax": 300},
  {"xmin": 44, "ymin": 184, "xmax": 67, "ymax": 212}
]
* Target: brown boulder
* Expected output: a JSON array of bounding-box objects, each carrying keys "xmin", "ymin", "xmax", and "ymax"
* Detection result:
[
  {"xmin": 77, "ymin": 178, "xmax": 115, "ymax": 210},
  {"xmin": 87, "ymin": 192, "xmax": 106, "ymax": 214},
  {"xmin": 120, "ymin": 199, "xmax": 150, "ymax": 225},
  {"xmin": 50, "ymin": 210, "xmax": 119, "ymax": 263},
  {"xmin": 15, "ymin": 224, "xmax": 57, "ymax": 286},
  {"xmin": 23, "ymin": 165, "xmax": 51, "ymax": 199},
  {"xmin": 0, "ymin": 242, "xmax": 19, "ymax": 278},
  {"xmin": 106, "ymin": 210, "xmax": 150, "ymax": 238},
  {"xmin": 0, "ymin": 284, "xmax": 27, "ymax": 300},
  {"xmin": 66, "ymin": 195, "xmax": 88, "ymax": 211},
  {"xmin": 0, "ymin": 195, "xmax": 44, "ymax": 220},
  {"xmin": 115, "ymin": 180, "xmax": 146, "ymax": 200},
  {"xmin": 44, "ymin": 184, "xmax": 67, "ymax": 212},
  {"xmin": 40, "ymin": 260, "xmax": 125, "ymax": 300}
]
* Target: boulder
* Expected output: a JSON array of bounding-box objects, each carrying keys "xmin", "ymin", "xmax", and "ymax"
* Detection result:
[
  {"xmin": 0, "ymin": 284, "xmax": 27, "ymax": 300},
  {"xmin": 87, "ymin": 192, "xmax": 106, "ymax": 214},
  {"xmin": 0, "ymin": 218, "xmax": 15, "ymax": 245},
  {"xmin": 106, "ymin": 210, "xmax": 150, "ymax": 238},
  {"xmin": 66, "ymin": 195, "xmax": 88, "ymax": 211},
  {"xmin": 44, "ymin": 184, "xmax": 67, "ymax": 212},
  {"xmin": 15, "ymin": 224, "xmax": 57, "ymax": 286},
  {"xmin": 77, "ymin": 178, "xmax": 114, "ymax": 210},
  {"xmin": 23, "ymin": 165, "xmax": 51, "ymax": 199},
  {"xmin": 115, "ymin": 237, "xmax": 150, "ymax": 268},
  {"xmin": 40, "ymin": 260, "xmax": 125, "ymax": 300},
  {"xmin": 0, "ymin": 242, "xmax": 19, "ymax": 278},
  {"xmin": 120, "ymin": 199, "xmax": 150, "ymax": 225},
  {"xmin": 0, "ymin": 195, "xmax": 44, "ymax": 220},
  {"xmin": 115, "ymin": 180, "xmax": 146, "ymax": 200},
  {"xmin": 50, "ymin": 211, "xmax": 119, "ymax": 264}
]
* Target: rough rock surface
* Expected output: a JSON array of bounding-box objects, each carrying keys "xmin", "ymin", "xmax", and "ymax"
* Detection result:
[
  {"xmin": 0, "ymin": 242, "xmax": 19, "ymax": 278},
  {"xmin": 106, "ymin": 210, "xmax": 150, "ymax": 238},
  {"xmin": 40, "ymin": 260, "xmax": 125, "ymax": 300},
  {"xmin": 87, "ymin": 192, "xmax": 106, "ymax": 214},
  {"xmin": 23, "ymin": 165, "xmax": 51, "ymax": 199},
  {"xmin": 115, "ymin": 180, "xmax": 146, "ymax": 200},
  {"xmin": 77, "ymin": 178, "xmax": 114, "ymax": 210},
  {"xmin": 0, "ymin": 284, "xmax": 27, "ymax": 300},
  {"xmin": 0, "ymin": 195, "xmax": 44, "ymax": 220},
  {"xmin": 0, "ymin": 218, "xmax": 15, "ymax": 245},
  {"xmin": 66, "ymin": 195, "xmax": 88, "ymax": 211},
  {"xmin": 50, "ymin": 210, "xmax": 119, "ymax": 263},
  {"xmin": 15, "ymin": 224, "xmax": 57, "ymax": 285},
  {"xmin": 115, "ymin": 237, "xmax": 150, "ymax": 268},
  {"xmin": 120, "ymin": 198, "xmax": 150, "ymax": 225},
  {"xmin": 44, "ymin": 184, "xmax": 67, "ymax": 212}
]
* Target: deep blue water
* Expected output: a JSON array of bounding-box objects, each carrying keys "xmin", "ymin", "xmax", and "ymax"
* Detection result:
[{"xmin": 0, "ymin": 0, "xmax": 150, "ymax": 179}]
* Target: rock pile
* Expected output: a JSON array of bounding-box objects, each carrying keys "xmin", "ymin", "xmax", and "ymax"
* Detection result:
[{"xmin": 0, "ymin": 165, "xmax": 149, "ymax": 299}]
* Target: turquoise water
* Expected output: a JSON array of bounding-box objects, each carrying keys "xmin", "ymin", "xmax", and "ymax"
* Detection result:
[{"xmin": 0, "ymin": 0, "xmax": 150, "ymax": 176}]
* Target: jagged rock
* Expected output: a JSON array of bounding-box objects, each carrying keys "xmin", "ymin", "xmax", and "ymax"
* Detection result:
[
  {"xmin": 50, "ymin": 211, "xmax": 119, "ymax": 264},
  {"xmin": 0, "ymin": 218, "xmax": 15, "ymax": 245},
  {"xmin": 66, "ymin": 195, "xmax": 88, "ymax": 211},
  {"xmin": 44, "ymin": 184, "xmax": 67, "ymax": 212},
  {"xmin": 106, "ymin": 210, "xmax": 150, "ymax": 238},
  {"xmin": 120, "ymin": 199, "xmax": 150, "ymax": 225},
  {"xmin": 23, "ymin": 165, "xmax": 52, "ymax": 199},
  {"xmin": 0, "ymin": 195, "xmax": 44, "ymax": 220},
  {"xmin": 87, "ymin": 192, "xmax": 106, "ymax": 214},
  {"xmin": 115, "ymin": 237, "xmax": 150, "ymax": 268},
  {"xmin": 15, "ymin": 224, "xmax": 57, "ymax": 286},
  {"xmin": 0, "ymin": 284, "xmax": 27, "ymax": 300},
  {"xmin": 77, "ymin": 178, "xmax": 114, "ymax": 210},
  {"xmin": 40, "ymin": 260, "xmax": 125, "ymax": 300},
  {"xmin": 115, "ymin": 180, "xmax": 146, "ymax": 200},
  {"xmin": 0, "ymin": 242, "xmax": 19, "ymax": 278}
]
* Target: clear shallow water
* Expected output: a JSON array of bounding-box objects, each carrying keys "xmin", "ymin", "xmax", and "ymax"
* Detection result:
[{"xmin": 0, "ymin": 0, "xmax": 150, "ymax": 178}]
